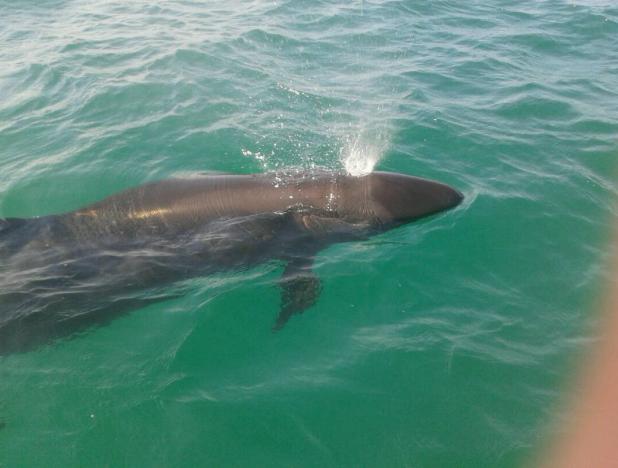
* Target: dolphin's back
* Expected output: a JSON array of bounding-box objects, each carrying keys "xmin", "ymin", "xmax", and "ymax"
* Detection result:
[
  {"xmin": 61, "ymin": 177, "xmax": 229, "ymax": 240},
  {"xmin": 55, "ymin": 174, "xmax": 333, "ymax": 242}
]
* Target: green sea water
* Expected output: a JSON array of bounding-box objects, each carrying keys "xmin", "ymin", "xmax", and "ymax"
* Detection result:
[{"xmin": 0, "ymin": 1, "xmax": 617, "ymax": 466}]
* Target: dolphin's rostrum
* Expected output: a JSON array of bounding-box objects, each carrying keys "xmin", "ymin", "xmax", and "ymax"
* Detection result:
[{"xmin": 0, "ymin": 171, "xmax": 463, "ymax": 354}]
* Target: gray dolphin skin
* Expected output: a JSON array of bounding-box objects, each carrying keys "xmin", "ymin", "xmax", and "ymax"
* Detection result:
[{"xmin": 0, "ymin": 171, "xmax": 462, "ymax": 354}]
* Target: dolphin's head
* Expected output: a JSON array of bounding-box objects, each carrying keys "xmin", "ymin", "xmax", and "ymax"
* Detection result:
[{"xmin": 335, "ymin": 171, "xmax": 463, "ymax": 228}]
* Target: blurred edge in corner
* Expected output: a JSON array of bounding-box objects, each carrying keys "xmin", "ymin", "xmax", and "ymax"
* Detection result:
[{"xmin": 536, "ymin": 218, "xmax": 618, "ymax": 468}]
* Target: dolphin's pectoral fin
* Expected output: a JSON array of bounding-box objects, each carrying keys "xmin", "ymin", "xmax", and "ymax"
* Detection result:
[{"xmin": 273, "ymin": 256, "xmax": 321, "ymax": 331}]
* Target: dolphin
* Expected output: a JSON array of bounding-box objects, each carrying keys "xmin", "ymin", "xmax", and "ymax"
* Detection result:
[{"xmin": 0, "ymin": 170, "xmax": 462, "ymax": 354}]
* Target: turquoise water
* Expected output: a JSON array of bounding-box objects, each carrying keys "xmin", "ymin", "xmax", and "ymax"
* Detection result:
[{"xmin": 0, "ymin": 0, "xmax": 617, "ymax": 466}]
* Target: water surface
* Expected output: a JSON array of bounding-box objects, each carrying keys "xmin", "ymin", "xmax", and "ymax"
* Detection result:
[{"xmin": 0, "ymin": 1, "xmax": 617, "ymax": 466}]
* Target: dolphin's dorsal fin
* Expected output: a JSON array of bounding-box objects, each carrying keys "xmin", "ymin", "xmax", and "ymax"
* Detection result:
[{"xmin": 273, "ymin": 255, "xmax": 321, "ymax": 331}]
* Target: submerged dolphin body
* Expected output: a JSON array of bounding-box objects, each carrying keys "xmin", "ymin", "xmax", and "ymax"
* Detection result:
[{"xmin": 0, "ymin": 171, "xmax": 462, "ymax": 354}]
